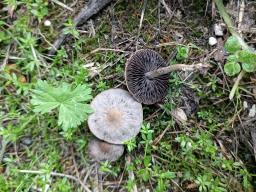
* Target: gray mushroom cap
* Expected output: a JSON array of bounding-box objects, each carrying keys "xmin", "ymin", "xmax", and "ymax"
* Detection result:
[
  {"xmin": 88, "ymin": 137, "xmax": 124, "ymax": 162},
  {"xmin": 88, "ymin": 88, "xmax": 143, "ymax": 144},
  {"xmin": 125, "ymin": 49, "xmax": 169, "ymax": 105}
]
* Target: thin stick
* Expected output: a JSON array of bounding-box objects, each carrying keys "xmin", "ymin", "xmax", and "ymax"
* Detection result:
[
  {"xmin": 50, "ymin": 0, "xmax": 74, "ymax": 11},
  {"xmin": 160, "ymin": 0, "xmax": 173, "ymax": 17},
  {"xmin": 145, "ymin": 63, "xmax": 210, "ymax": 78},
  {"xmin": 96, "ymin": 164, "xmax": 103, "ymax": 192},
  {"xmin": 90, "ymin": 48, "xmax": 126, "ymax": 54},
  {"xmin": 49, "ymin": 0, "xmax": 112, "ymax": 55},
  {"xmin": 136, "ymin": 0, "xmax": 148, "ymax": 50},
  {"xmin": 153, "ymin": 126, "xmax": 170, "ymax": 145},
  {"xmin": 0, "ymin": 44, "xmax": 10, "ymax": 70},
  {"xmin": 250, "ymin": 130, "xmax": 256, "ymax": 161},
  {"xmin": 229, "ymin": 70, "xmax": 245, "ymax": 100},
  {"xmin": 237, "ymin": 0, "xmax": 245, "ymax": 34},
  {"xmin": 0, "ymin": 139, "xmax": 8, "ymax": 163},
  {"xmin": 126, "ymin": 155, "xmax": 138, "ymax": 192},
  {"xmin": 18, "ymin": 170, "xmax": 91, "ymax": 192}
]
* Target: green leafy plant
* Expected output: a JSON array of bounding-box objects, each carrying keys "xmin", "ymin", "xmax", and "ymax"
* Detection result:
[
  {"xmin": 124, "ymin": 137, "xmax": 137, "ymax": 152},
  {"xmin": 140, "ymin": 123, "xmax": 153, "ymax": 156},
  {"xmin": 63, "ymin": 18, "xmax": 79, "ymax": 38},
  {"xmin": 195, "ymin": 174, "xmax": 212, "ymax": 192},
  {"xmin": 238, "ymin": 50, "xmax": 256, "ymax": 72},
  {"xmin": 224, "ymin": 36, "xmax": 256, "ymax": 76},
  {"xmin": 176, "ymin": 45, "xmax": 189, "ymax": 61},
  {"xmin": 224, "ymin": 36, "xmax": 241, "ymax": 53},
  {"xmin": 100, "ymin": 161, "xmax": 119, "ymax": 177},
  {"xmin": 31, "ymin": 80, "xmax": 93, "ymax": 132},
  {"xmin": 25, "ymin": 0, "xmax": 48, "ymax": 21},
  {"xmin": 96, "ymin": 80, "xmax": 109, "ymax": 92}
]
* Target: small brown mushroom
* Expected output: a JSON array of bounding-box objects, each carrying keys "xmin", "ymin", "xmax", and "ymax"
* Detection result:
[
  {"xmin": 125, "ymin": 49, "xmax": 210, "ymax": 104},
  {"xmin": 88, "ymin": 88, "xmax": 143, "ymax": 144},
  {"xmin": 88, "ymin": 137, "xmax": 124, "ymax": 162}
]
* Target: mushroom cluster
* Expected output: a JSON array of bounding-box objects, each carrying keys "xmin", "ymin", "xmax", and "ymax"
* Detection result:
[
  {"xmin": 88, "ymin": 137, "xmax": 124, "ymax": 162},
  {"xmin": 87, "ymin": 49, "xmax": 209, "ymax": 162}
]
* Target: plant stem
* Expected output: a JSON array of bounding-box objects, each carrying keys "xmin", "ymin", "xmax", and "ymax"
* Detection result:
[
  {"xmin": 214, "ymin": 0, "xmax": 250, "ymax": 50},
  {"xmin": 145, "ymin": 63, "xmax": 210, "ymax": 78},
  {"xmin": 229, "ymin": 70, "xmax": 245, "ymax": 100},
  {"xmin": 0, "ymin": 139, "xmax": 8, "ymax": 163},
  {"xmin": 214, "ymin": 0, "xmax": 253, "ymax": 100}
]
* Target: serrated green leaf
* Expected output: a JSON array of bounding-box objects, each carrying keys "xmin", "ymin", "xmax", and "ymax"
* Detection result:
[
  {"xmin": 58, "ymin": 102, "xmax": 92, "ymax": 131},
  {"xmin": 32, "ymin": 102, "xmax": 60, "ymax": 114},
  {"xmin": 224, "ymin": 36, "xmax": 241, "ymax": 53},
  {"xmin": 224, "ymin": 62, "xmax": 241, "ymax": 76},
  {"xmin": 31, "ymin": 80, "xmax": 92, "ymax": 131}
]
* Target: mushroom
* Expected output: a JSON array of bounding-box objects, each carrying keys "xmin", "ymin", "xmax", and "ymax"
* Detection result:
[
  {"xmin": 88, "ymin": 88, "xmax": 143, "ymax": 144},
  {"xmin": 125, "ymin": 49, "xmax": 210, "ymax": 104},
  {"xmin": 125, "ymin": 49, "xmax": 169, "ymax": 104},
  {"xmin": 88, "ymin": 137, "xmax": 124, "ymax": 162}
]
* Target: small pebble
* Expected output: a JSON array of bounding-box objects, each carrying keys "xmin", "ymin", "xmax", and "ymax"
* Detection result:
[
  {"xmin": 214, "ymin": 24, "xmax": 224, "ymax": 36},
  {"xmin": 21, "ymin": 137, "xmax": 33, "ymax": 146},
  {"xmin": 209, "ymin": 37, "xmax": 217, "ymax": 46},
  {"xmin": 44, "ymin": 20, "xmax": 51, "ymax": 27},
  {"xmin": 171, "ymin": 108, "xmax": 187, "ymax": 123},
  {"xmin": 249, "ymin": 104, "xmax": 256, "ymax": 117},
  {"xmin": 243, "ymin": 101, "xmax": 248, "ymax": 109}
]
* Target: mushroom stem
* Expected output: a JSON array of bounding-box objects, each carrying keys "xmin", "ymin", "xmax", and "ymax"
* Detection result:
[{"xmin": 145, "ymin": 63, "xmax": 210, "ymax": 78}]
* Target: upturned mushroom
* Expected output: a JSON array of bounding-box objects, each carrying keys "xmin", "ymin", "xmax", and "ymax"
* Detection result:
[
  {"xmin": 88, "ymin": 88, "xmax": 143, "ymax": 144},
  {"xmin": 125, "ymin": 49, "xmax": 210, "ymax": 104},
  {"xmin": 88, "ymin": 137, "xmax": 124, "ymax": 162}
]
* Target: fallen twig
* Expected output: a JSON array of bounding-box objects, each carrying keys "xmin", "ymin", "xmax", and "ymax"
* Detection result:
[
  {"xmin": 49, "ymin": 0, "xmax": 112, "ymax": 55},
  {"xmin": 237, "ymin": 0, "xmax": 245, "ymax": 34},
  {"xmin": 229, "ymin": 70, "xmax": 245, "ymax": 100},
  {"xmin": 160, "ymin": 0, "xmax": 173, "ymax": 18},
  {"xmin": 126, "ymin": 155, "xmax": 138, "ymax": 192},
  {"xmin": 89, "ymin": 48, "xmax": 127, "ymax": 54},
  {"xmin": 0, "ymin": 139, "xmax": 8, "ymax": 164},
  {"xmin": 0, "ymin": 44, "xmax": 11, "ymax": 70},
  {"xmin": 251, "ymin": 130, "xmax": 256, "ymax": 161},
  {"xmin": 136, "ymin": 0, "xmax": 148, "ymax": 50},
  {"xmin": 50, "ymin": 0, "xmax": 74, "ymax": 11}
]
